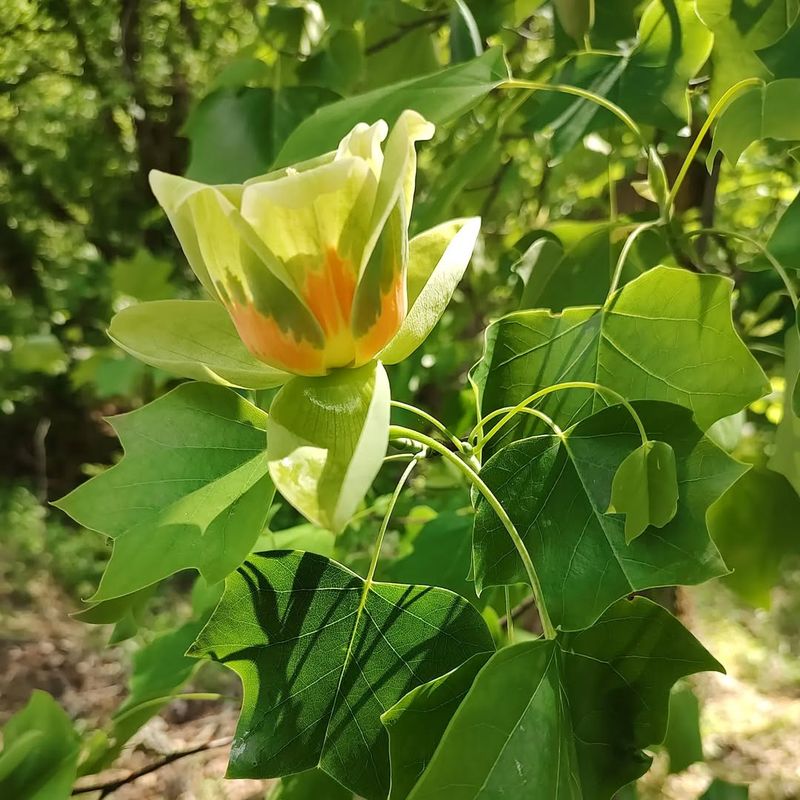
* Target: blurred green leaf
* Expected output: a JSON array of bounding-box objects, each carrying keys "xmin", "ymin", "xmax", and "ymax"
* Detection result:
[
  {"xmin": 274, "ymin": 48, "xmax": 509, "ymax": 167},
  {"xmin": 0, "ymin": 691, "xmax": 80, "ymax": 800},
  {"xmin": 11, "ymin": 334, "xmax": 67, "ymax": 375},
  {"xmin": 385, "ymin": 510, "xmax": 478, "ymax": 604},
  {"xmin": 770, "ymin": 325, "xmax": 800, "ymax": 494},
  {"xmin": 110, "ymin": 249, "xmax": 173, "ymax": 301},
  {"xmin": 708, "ymin": 467, "xmax": 800, "ymax": 608},
  {"xmin": 663, "ymin": 683, "xmax": 704, "ymax": 773},
  {"xmin": 185, "ymin": 85, "xmax": 338, "ymax": 184},
  {"xmin": 701, "ymin": 779, "xmax": 750, "ymax": 799}
]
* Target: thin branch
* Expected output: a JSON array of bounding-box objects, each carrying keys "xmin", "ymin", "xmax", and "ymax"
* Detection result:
[
  {"xmin": 71, "ymin": 736, "xmax": 233, "ymax": 798},
  {"xmin": 498, "ymin": 595, "xmax": 537, "ymax": 629},
  {"xmin": 366, "ymin": 12, "xmax": 449, "ymax": 55}
]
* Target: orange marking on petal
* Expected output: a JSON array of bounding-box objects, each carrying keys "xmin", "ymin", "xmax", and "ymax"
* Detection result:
[
  {"xmin": 228, "ymin": 302, "xmax": 325, "ymax": 376},
  {"xmin": 303, "ymin": 248, "xmax": 356, "ymax": 336},
  {"xmin": 355, "ymin": 276, "xmax": 406, "ymax": 364}
]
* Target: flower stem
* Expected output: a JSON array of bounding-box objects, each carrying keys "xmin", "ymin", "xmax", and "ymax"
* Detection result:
[
  {"xmin": 389, "ymin": 425, "xmax": 557, "ymax": 640},
  {"xmin": 365, "ymin": 456, "xmax": 420, "ymax": 587},
  {"xmin": 606, "ymin": 220, "xmax": 661, "ymax": 298},
  {"xmin": 666, "ymin": 78, "xmax": 763, "ymax": 215},
  {"xmin": 472, "ymin": 381, "xmax": 648, "ymax": 451},
  {"xmin": 390, "ymin": 400, "xmax": 464, "ymax": 451},
  {"xmin": 499, "ymin": 77, "xmax": 647, "ymax": 151}
]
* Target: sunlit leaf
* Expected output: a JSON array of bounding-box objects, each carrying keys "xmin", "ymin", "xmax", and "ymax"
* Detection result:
[
  {"xmin": 708, "ymin": 79, "xmax": 800, "ymax": 167},
  {"xmin": 189, "ymin": 550, "xmax": 494, "ymax": 800},
  {"xmin": 55, "ymin": 383, "xmax": 274, "ymax": 600},
  {"xmin": 400, "ymin": 597, "xmax": 722, "ymax": 800},
  {"xmin": 473, "ymin": 267, "xmax": 769, "ymax": 451},
  {"xmin": 275, "ymin": 48, "xmax": 509, "ymax": 167},
  {"xmin": 697, "ymin": 0, "xmax": 798, "ymax": 101}
]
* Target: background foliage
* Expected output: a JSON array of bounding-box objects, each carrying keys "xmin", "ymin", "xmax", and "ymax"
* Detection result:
[{"xmin": 2, "ymin": 0, "xmax": 800, "ymax": 798}]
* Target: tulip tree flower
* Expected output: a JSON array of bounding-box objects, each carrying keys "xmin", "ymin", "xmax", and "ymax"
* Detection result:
[{"xmin": 109, "ymin": 110, "xmax": 480, "ymax": 531}]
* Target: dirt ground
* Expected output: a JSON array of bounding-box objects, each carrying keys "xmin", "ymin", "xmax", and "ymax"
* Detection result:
[{"xmin": 1, "ymin": 571, "xmax": 799, "ymax": 799}]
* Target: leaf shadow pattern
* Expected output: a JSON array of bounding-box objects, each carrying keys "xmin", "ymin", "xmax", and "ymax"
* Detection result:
[{"xmin": 188, "ymin": 550, "xmax": 494, "ymax": 800}]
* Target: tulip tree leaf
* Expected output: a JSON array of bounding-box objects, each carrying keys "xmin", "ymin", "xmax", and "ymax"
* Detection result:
[
  {"xmin": 55, "ymin": 383, "xmax": 274, "ymax": 600},
  {"xmin": 697, "ymin": 0, "xmax": 798, "ymax": 101},
  {"xmin": 381, "ymin": 653, "xmax": 491, "ymax": 800},
  {"xmin": 188, "ymin": 550, "xmax": 494, "ymax": 800},
  {"xmin": 185, "ymin": 85, "xmax": 338, "ymax": 184},
  {"xmin": 707, "ymin": 79, "xmax": 800, "ymax": 168},
  {"xmin": 271, "ymin": 769, "xmax": 354, "ymax": 799},
  {"xmin": 474, "ymin": 402, "xmax": 744, "ymax": 631},
  {"xmin": 608, "ymin": 439, "xmax": 679, "ymax": 542},
  {"xmin": 663, "ymin": 684, "xmax": 704, "ymax": 774},
  {"xmin": 398, "ymin": 597, "xmax": 722, "ymax": 800},
  {"xmin": 110, "ymin": 300, "xmax": 291, "ymax": 390},
  {"xmin": 0, "ymin": 691, "xmax": 81, "ymax": 800},
  {"xmin": 473, "ymin": 267, "xmax": 769, "ymax": 452},
  {"xmin": 708, "ymin": 467, "xmax": 800, "ymax": 608},
  {"xmin": 275, "ymin": 47, "xmax": 509, "ymax": 167},
  {"xmin": 267, "ymin": 361, "xmax": 390, "ymax": 533},
  {"xmin": 380, "ymin": 217, "xmax": 480, "ymax": 364}
]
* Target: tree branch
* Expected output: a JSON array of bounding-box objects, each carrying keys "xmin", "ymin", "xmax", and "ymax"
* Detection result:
[
  {"xmin": 366, "ymin": 12, "xmax": 449, "ymax": 55},
  {"xmin": 71, "ymin": 736, "xmax": 233, "ymax": 798}
]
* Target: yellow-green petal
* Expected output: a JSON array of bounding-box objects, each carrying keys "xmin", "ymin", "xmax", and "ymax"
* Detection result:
[
  {"xmin": 380, "ymin": 217, "xmax": 480, "ymax": 364},
  {"xmin": 109, "ymin": 300, "xmax": 290, "ymax": 389}
]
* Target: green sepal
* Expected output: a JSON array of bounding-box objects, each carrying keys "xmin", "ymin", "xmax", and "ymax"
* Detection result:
[{"xmin": 267, "ymin": 361, "xmax": 390, "ymax": 532}]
